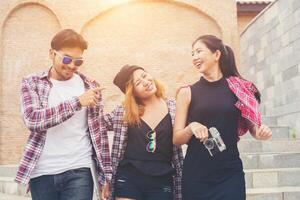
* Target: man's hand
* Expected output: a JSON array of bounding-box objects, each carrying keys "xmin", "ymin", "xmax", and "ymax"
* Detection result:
[{"xmin": 78, "ymin": 87, "xmax": 104, "ymax": 107}]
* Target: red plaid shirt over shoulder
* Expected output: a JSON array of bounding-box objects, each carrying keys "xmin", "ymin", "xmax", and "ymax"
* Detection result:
[
  {"xmin": 226, "ymin": 76, "xmax": 261, "ymax": 140},
  {"xmin": 104, "ymin": 99, "xmax": 183, "ymax": 200},
  {"xmin": 15, "ymin": 69, "xmax": 112, "ymax": 187}
]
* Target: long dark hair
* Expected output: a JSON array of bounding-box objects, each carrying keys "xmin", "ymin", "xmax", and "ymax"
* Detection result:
[{"xmin": 192, "ymin": 35, "xmax": 261, "ymax": 103}]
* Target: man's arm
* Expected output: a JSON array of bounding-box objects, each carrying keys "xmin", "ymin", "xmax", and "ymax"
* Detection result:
[
  {"xmin": 21, "ymin": 78, "xmax": 82, "ymax": 132},
  {"xmin": 21, "ymin": 78, "xmax": 102, "ymax": 132}
]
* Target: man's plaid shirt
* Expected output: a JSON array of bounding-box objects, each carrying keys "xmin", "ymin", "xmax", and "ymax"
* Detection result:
[
  {"xmin": 104, "ymin": 99, "xmax": 183, "ymax": 200},
  {"xmin": 15, "ymin": 69, "xmax": 112, "ymax": 187}
]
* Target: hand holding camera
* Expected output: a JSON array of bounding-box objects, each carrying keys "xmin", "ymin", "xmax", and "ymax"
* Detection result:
[
  {"xmin": 189, "ymin": 122, "xmax": 209, "ymax": 142},
  {"xmin": 203, "ymin": 127, "xmax": 226, "ymax": 157},
  {"xmin": 189, "ymin": 122, "xmax": 226, "ymax": 157}
]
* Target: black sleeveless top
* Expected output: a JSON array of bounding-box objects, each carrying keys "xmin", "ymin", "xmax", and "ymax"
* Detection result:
[
  {"xmin": 183, "ymin": 77, "xmax": 243, "ymax": 183},
  {"xmin": 119, "ymin": 113, "xmax": 175, "ymax": 176}
]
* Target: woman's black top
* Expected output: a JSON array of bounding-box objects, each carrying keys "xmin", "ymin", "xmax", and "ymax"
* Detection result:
[
  {"xmin": 183, "ymin": 76, "xmax": 243, "ymax": 184},
  {"xmin": 119, "ymin": 113, "xmax": 175, "ymax": 176}
]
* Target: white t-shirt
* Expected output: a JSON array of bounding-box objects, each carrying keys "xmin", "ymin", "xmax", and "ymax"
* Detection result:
[{"xmin": 31, "ymin": 74, "xmax": 92, "ymax": 178}]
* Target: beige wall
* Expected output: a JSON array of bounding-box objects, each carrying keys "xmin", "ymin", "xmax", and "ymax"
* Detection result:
[
  {"xmin": 0, "ymin": 0, "xmax": 239, "ymax": 164},
  {"xmin": 237, "ymin": 12, "xmax": 259, "ymax": 34}
]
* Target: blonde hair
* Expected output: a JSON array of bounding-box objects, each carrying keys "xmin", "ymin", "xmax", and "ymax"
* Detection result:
[{"xmin": 123, "ymin": 77, "xmax": 166, "ymax": 126}]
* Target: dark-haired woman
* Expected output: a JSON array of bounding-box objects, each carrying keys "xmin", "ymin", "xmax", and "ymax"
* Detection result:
[{"xmin": 173, "ymin": 35, "xmax": 272, "ymax": 200}]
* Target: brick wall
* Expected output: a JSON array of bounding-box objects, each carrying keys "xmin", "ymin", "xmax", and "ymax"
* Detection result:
[{"xmin": 0, "ymin": 0, "xmax": 239, "ymax": 164}]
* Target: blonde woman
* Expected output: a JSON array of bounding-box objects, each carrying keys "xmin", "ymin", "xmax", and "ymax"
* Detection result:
[{"xmin": 103, "ymin": 65, "xmax": 183, "ymax": 200}]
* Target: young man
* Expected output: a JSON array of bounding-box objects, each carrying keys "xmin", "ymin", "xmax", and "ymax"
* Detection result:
[{"xmin": 15, "ymin": 29, "xmax": 111, "ymax": 200}]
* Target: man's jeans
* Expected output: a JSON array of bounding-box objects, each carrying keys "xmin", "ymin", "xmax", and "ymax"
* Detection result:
[{"xmin": 29, "ymin": 168, "xmax": 94, "ymax": 200}]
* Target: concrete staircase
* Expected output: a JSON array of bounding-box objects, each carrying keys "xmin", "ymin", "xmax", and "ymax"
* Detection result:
[
  {"xmin": 0, "ymin": 193, "xmax": 31, "ymax": 200},
  {"xmin": 178, "ymin": 120, "xmax": 300, "ymax": 199},
  {"xmin": 240, "ymin": 117, "xmax": 300, "ymax": 200},
  {"xmin": 0, "ymin": 119, "xmax": 299, "ymax": 199}
]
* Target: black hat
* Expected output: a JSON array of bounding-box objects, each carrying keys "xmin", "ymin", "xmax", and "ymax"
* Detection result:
[{"xmin": 113, "ymin": 65, "xmax": 144, "ymax": 93}]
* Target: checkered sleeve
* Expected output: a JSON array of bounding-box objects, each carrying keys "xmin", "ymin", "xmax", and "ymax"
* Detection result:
[
  {"xmin": 21, "ymin": 77, "xmax": 81, "ymax": 132},
  {"xmin": 172, "ymin": 145, "xmax": 183, "ymax": 200},
  {"xmin": 108, "ymin": 106, "xmax": 126, "ymax": 200},
  {"xmin": 97, "ymin": 94, "xmax": 113, "ymax": 187},
  {"xmin": 103, "ymin": 108, "xmax": 117, "ymax": 131},
  {"xmin": 167, "ymin": 98, "xmax": 183, "ymax": 200},
  {"xmin": 99, "ymin": 105, "xmax": 125, "ymax": 187}
]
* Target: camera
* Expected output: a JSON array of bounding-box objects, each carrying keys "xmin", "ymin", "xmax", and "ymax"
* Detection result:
[{"xmin": 203, "ymin": 127, "xmax": 226, "ymax": 157}]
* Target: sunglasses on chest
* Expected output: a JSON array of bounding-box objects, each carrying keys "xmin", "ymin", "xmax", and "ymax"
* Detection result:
[
  {"xmin": 146, "ymin": 130, "xmax": 157, "ymax": 153},
  {"xmin": 54, "ymin": 50, "xmax": 84, "ymax": 67}
]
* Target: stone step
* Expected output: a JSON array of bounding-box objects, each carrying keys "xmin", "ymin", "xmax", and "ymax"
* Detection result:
[
  {"xmin": 240, "ymin": 126, "xmax": 291, "ymax": 139},
  {"xmin": 0, "ymin": 177, "xmax": 28, "ymax": 197},
  {"xmin": 0, "ymin": 165, "xmax": 17, "ymax": 177},
  {"xmin": 262, "ymin": 116, "xmax": 278, "ymax": 127},
  {"xmin": 246, "ymin": 186, "xmax": 300, "ymax": 200},
  {"xmin": 1, "ymin": 168, "xmax": 299, "ymax": 198},
  {"xmin": 245, "ymin": 168, "xmax": 300, "ymax": 188},
  {"xmin": 238, "ymin": 139, "xmax": 300, "ymax": 153},
  {"xmin": 0, "ymin": 168, "xmax": 300, "ymax": 190},
  {"xmin": 0, "ymin": 193, "xmax": 31, "ymax": 200},
  {"xmin": 1, "ymin": 175, "xmax": 299, "ymax": 199},
  {"xmin": 269, "ymin": 127, "xmax": 291, "ymax": 139},
  {"xmin": 241, "ymin": 152, "xmax": 300, "ymax": 169}
]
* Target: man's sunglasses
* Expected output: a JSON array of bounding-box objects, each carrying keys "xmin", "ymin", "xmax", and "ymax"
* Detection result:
[{"xmin": 54, "ymin": 50, "xmax": 84, "ymax": 67}]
